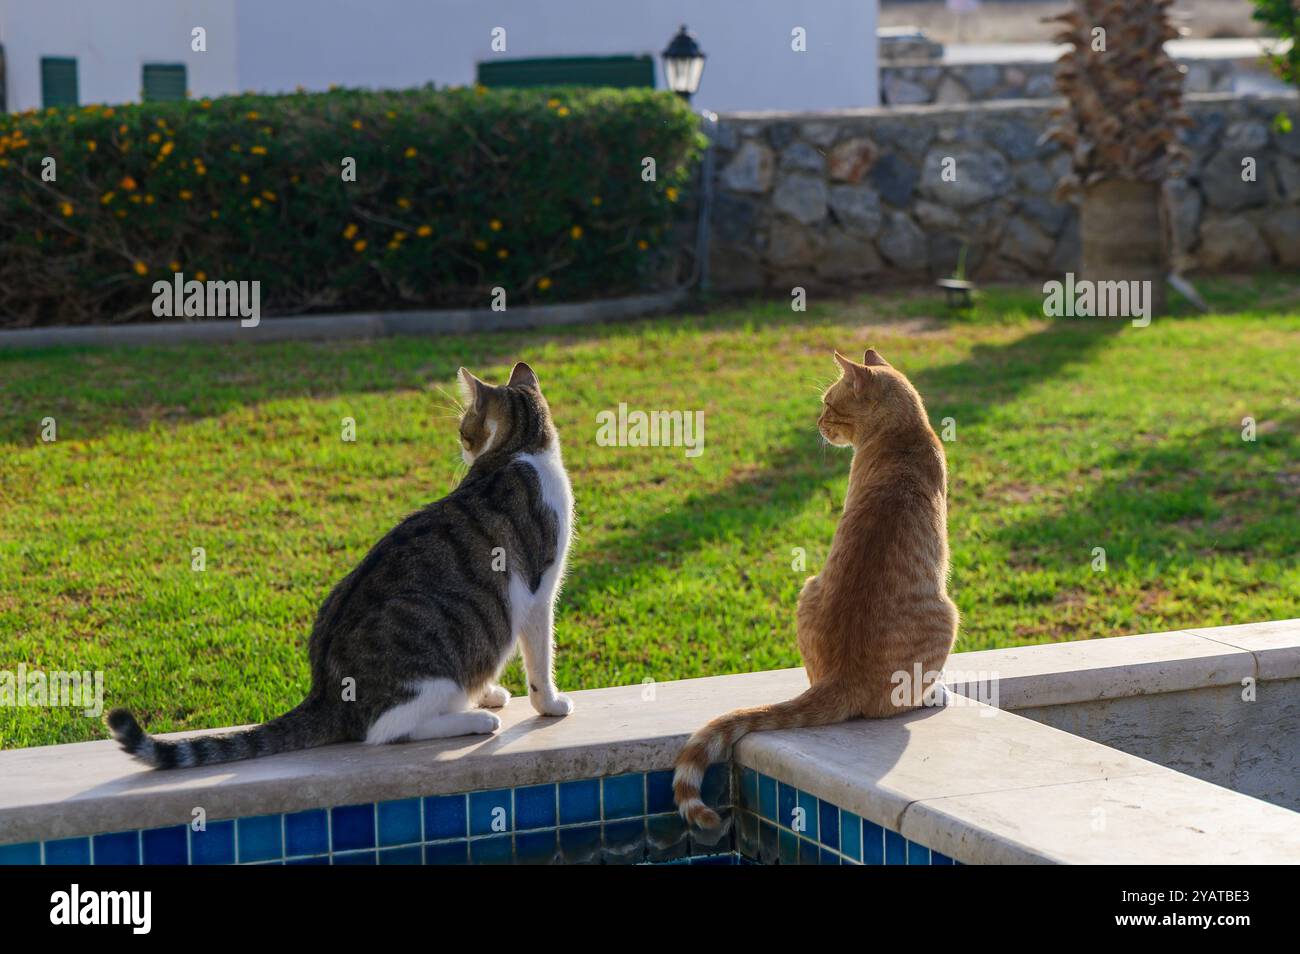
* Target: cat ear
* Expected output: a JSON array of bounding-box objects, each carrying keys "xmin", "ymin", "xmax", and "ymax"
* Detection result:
[
  {"xmin": 457, "ymin": 367, "xmax": 488, "ymax": 409},
  {"xmin": 507, "ymin": 361, "xmax": 539, "ymax": 390},
  {"xmin": 863, "ymin": 348, "xmax": 891, "ymax": 368},
  {"xmin": 833, "ymin": 351, "xmax": 872, "ymax": 395}
]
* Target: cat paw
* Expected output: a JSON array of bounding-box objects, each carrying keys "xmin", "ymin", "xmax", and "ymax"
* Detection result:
[
  {"xmin": 479, "ymin": 685, "xmax": 511, "ymax": 708},
  {"xmin": 532, "ymin": 691, "xmax": 574, "ymax": 717},
  {"xmin": 466, "ymin": 711, "xmax": 502, "ymax": 734}
]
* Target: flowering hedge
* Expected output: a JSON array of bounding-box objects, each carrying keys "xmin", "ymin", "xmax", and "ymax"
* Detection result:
[{"xmin": 0, "ymin": 86, "xmax": 705, "ymax": 326}]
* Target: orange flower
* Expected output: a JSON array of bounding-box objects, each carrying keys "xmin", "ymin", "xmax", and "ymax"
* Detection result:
[
  {"xmin": 353, "ymin": 239, "xmax": 367, "ymax": 252},
  {"xmin": 179, "ymin": 189, "xmax": 193, "ymax": 200},
  {"xmin": 169, "ymin": 260, "xmax": 181, "ymax": 272},
  {"xmin": 570, "ymin": 225, "xmax": 583, "ymax": 240},
  {"xmin": 489, "ymin": 219, "xmax": 502, "ymax": 231},
  {"xmin": 250, "ymin": 145, "xmax": 267, "ymax": 155},
  {"xmin": 343, "ymin": 223, "xmax": 358, "ymax": 240},
  {"xmin": 119, "ymin": 175, "xmax": 138, "ymax": 191},
  {"xmin": 417, "ymin": 225, "xmax": 432, "ymax": 237},
  {"xmin": 404, "ymin": 146, "xmax": 417, "ymax": 158},
  {"xmin": 59, "ymin": 202, "xmax": 74, "ymax": 217},
  {"xmin": 538, "ymin": 277, "xmax": 552, "ymax": 290},
  {"xmin": 133, "ymin": 261, "xmax": 148, "ymax": 275}
]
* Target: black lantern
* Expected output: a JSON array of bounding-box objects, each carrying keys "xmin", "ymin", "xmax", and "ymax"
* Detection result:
[{"xmin": 661, "ymin": 25, "xmax": 705, "ymax": 102}]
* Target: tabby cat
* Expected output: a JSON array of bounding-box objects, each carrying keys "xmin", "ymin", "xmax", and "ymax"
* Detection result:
[
  {"xmin": 674, "ymin": 349, "xmax": 958, "ymax": 827},
  {"xmin": 108, "ymin": 361, "xmax": 575, "ymax": 768}
]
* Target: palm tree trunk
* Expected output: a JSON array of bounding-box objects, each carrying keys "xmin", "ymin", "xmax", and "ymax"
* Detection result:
[{"xmin": 1079, "ymin": 179, "xmax": 1167, "ymax": 316}]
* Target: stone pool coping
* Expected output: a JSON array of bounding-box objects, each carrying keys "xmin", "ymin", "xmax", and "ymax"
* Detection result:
[{"xmin": 1, "ymin": 619, "xmax": 1297, "ymax": 861}]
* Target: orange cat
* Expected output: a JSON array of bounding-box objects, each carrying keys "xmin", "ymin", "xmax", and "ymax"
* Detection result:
[{"xmin": 674, "ymin": 349, "xmax": 959, "ymax": 828}]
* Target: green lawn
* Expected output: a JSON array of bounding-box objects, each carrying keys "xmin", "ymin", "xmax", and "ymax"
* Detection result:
[{"xmin": 2, "ymin": 276, "xmax": 1298, "ymax": 748}]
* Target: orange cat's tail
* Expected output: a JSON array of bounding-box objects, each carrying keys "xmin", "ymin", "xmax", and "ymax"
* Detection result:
[{"xmin": 672, "ymin": 682, "xmax": 857, "ymax": 829}]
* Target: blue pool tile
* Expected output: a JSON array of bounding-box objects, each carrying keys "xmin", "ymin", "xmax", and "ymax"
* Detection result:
[
  {"xmin": 559, "ymin": 824, "xmax": 601, "ymax": 864},
  {"xmin": 377, "ymin": 798, "xmax": 421, "ymax": 847},
  {"xmin": 93, "ymin": 830, "xmax": 140, "ymax": 865},
  {"xmin": 558, "ymin": 779, "xmax": 600, "ymax": 824},
  {"xmin": 515, "ymin": 830, "xmax": 558, "ymax": 865},
  {"xmin": 778, "ymin": 828, "xmax": 798, "ymax": 865},
  {"xmin": 758, "ymin": 820, "xmax": 779, "ymax": 865},
  {"xmin": 424, "ymin": 841, "xmax": 468, "ymax": 865},
  {"xmin": 840, "ymin": 812, "xmax": 863, "ymax": 862},
  {"xmin": 286, "ymin": 856, "xmax": 329, "ymax": 865},
  {"xmin": 602, "ymin": 819, "xmax": 646, "ymax": 863},
  {"xmin": 469, "ymin": 789, "xmax": 512, "ymax": 836},
  {"xmin": 863, "ymin": 820, "xmax": 885, "ymax": 865},
  {"xmin": 423, "ymin": 794, "xmax": 467, "ymax": 841},
  {"xmin": 796, "ymin": 790, "xmax": 819, "ymax": 840},
  {"xmin": 470, "ymin": 834, "xmax": 513, "ymax": 864},
  {"xmin": 737, "ymin": 809, "xmax": 759, "ymax": 859},
  {"xmin": 284, "ymin": 809, "xmax": 328, "ymax": 857},
  {"xmin": 602, "ymin": 773, "xmax": 645, "ymax": 820},
  {"xmin": 141, "ymin": 826, "xmax": 187, "ymax": 865},
  {"xmin": 333, "ymin": 850, "xmax": 376, "ymax": 865},
  {"xmin": 379, "ymin": 845, "xmax": 423, "ymax": 865},
  {"xmin": 44, "ymin": 837, "xmax": 91, "ymax": 865},
  {"xmin": 778, "ymin": 782, "xmax": 797, "ymax": 831},
  {"xmin": 798, "ymin": 837, "xmax": 819, "ymax": 866},
  {"xmin": 739, "ymin": 767, "xmax": 759, "ymax": 812},
  {"xmin": 331, "ymin": 804, "xmax": 376, "ymax": 852},
  {"xmin": 885, "ymin": 829, "xmax": 907, "ymax": 866},
  {"xmin": 0, "ymin": 842, "xmax": 41, "ymax": 865},
  {"xmin": 818, "ymin": 801, "xmax": 839, "ymax": 852},
  {"xmin": 646, "ymin": 770, "xmax": 675, "ymax": 815},
  {"xmin": 513, "ymin": 785, "xmax": 557, "ymax": 831},
  {"xmin": 190, "ymin": 821, "xmax": 234, "ymax": 866},
  {"xmin": 646, "ymin": 812, "xmax": 689, "ymax": 863},
  {"xmin": 932, "ymin": 851, "xmax": 955, "ymax": 865},
  {"xmin": 907, "ymin": 840, "xmax": 931, "ymax": 865},
  {"xmin": 758, "ymin": 774, "xmax": 777, "ymax": 821},
  {"xmin": 701, "ymin": 763, "xmax": 730, "ymax": 808},
  {"xmin": 237, "ymin": 815, "xmax": 283, "ymax": 864},
  {"xmin": 819, "ymin": 846, "xmax": 839, "ymax": 866}
]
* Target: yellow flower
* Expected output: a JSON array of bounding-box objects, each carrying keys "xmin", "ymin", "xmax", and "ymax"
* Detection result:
[
  {"xmin": 246, "ymin": 111, "xmax": 259, "ymax": 121},
  {"xmin": 118, "ymin": 124, "xmax": 128, "ymax": 134},
  {"xmin": 417, "ymin": 225, "xmax": 432, "ymax": 237},
  {"xmin": 100, "ymin": 191, "xmax": 115, "ymax": 204},
  {"xmin": 250, "ymin": 145, "xmax": 267, "ymax": 155},
  {"xmin": 557, "ymin": 106, "xmax": 570, "ymax": 117},
  {"xmin": 59, "ymin": 202, "xmax": 74, "ymax": 217},
  {"xmin": 210, "ymin": 210, "xmax": 220, "ymax": 219},
  {"xmin": 353, "ymin": 239, "xmax": 367, "ymax": 252},
  {"xmin": 497, "ymin": 249, "xmax": 509, "ymax": 259},
  {"xmin": 386, "ymin": 240, "xmax": 400, "ymax": 250},
  {"xmin": 473, "ymin": 239, "xmax": 488, "ymax": 251},
  {"xmin": 343, "ymin": 223, "xmax": 358, "ymax": 240},
  {"xmin": 200, "ymin": 99, "xmax": 211, "ymax": 109},
  {"xmin": 148, "ymin": 132, "xmax": 160, "ymax": 144},
  {"xmin": 120, "ymin": 175, "xmax": 137, "ymax": 191},
  {"xmin": 397, "ymin": 197, "xmax": 411, "ymax": 209},
  {"xmin": 169, "ymin": 260, "xmax": 181, "ymax": 272},
  {"xmin": 133, "ymin": 261, "xmax": 148, "ymax": 276},
  {"xmin": 404, "ymin": 146, "xmax": 417, "ymax": 158},
  {"xmin": 666, "ymin": 186, "xmax": 679, "ymax": 202},
  {"xmin": 547, "ymin": 98, "xmax": 560, "ymax": 109},
  {"xmin": 160, "ymin": 141, "xmax": 174, "ymax": 156},
  {"xmin": 262, "ymin": 190, "xmax": 276, "ymax": 202},
  {"xmin": 538, "ymin": 277, "xmax": 552, "ymax": 290},
  {"xmin": 570, "ymin": 225, "xmax": 583, "ymax": 240},
  {"xmin": 489, "ymin": 219, "xmax": 502, "ymax": 231},
  {"xmin": 351, "ymin": 119, "xmax": 362, "ymax": 130},
  {"xmin": 591, "ymin": 196, "xmax": 602, "ymax": 206},
  {"xmin": 195, "ymin": 270, "xmax": 207, "ymax": 282},
  {"xmin": 637, "ymin": 239, "xmax": 649, "ymax": 250},
  {"xmin": 393, "ymin": 231, "xmax": 407, "ymax": 241},
  {"xmin": 239, "ymin": 173, "xmax": 250, "ymax": 184},
  {"xmin": 145, "ymin": 194, "xmax": 155, "ymax": 204},
  {"xmin": 86, "ymin": 140, "xmax": 97, "ymax": 152},
  {"xmin": 179, "ymin": 189, "xmax": 193, "ymax": 200},
  {"xmin": 251, "ymin": 197, "xmax": 263, "ymax": 208}
]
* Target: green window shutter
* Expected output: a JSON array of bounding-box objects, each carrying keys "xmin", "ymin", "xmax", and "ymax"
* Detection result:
[
  {"xmin": 142, "ymin": 63, "xmax": 187, "ymax": 102},
  {"xmin": 40, "ymin": 57, "xmax": 78, "ymax": 108},
  {"xmin": 477, "ymin": 55, "xmax": 654, "ymax": 90}
]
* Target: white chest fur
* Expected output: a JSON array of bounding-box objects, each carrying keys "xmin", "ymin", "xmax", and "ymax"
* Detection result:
[{"xmin": 505, "ymin": 442, "xmax": 573, "ymax": 640}]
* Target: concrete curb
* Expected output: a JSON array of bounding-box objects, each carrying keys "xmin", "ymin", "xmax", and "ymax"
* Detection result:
[{"xmin": 0, "ymin": 288, "xmax": 689, "ymax": 351}]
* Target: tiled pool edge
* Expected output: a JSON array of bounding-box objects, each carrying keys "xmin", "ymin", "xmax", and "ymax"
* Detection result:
[{"xmin": 2, "ymin": 620, "xmax": 1297, "ymax": 865}]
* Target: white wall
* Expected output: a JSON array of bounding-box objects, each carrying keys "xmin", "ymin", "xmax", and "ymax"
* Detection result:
[
  {"xmin": 0, "ymin": 0, "xmax": 238, "ymax": 111},
  {"xmin": 234, "ymin": 0, "xmax": 878, "ymax": 112},
  {"xmin": 1, "ymin": 1, "xmax": 878, "ymax": 113}
]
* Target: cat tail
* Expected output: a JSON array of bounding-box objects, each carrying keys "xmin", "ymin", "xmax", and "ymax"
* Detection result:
[
  {"xmin": 673, "ymin": 682, "xmax": 857, "ymax": 829},
  {"xmin": 106, "ymin": 696, "xmax": 340, "ymax": 770}
]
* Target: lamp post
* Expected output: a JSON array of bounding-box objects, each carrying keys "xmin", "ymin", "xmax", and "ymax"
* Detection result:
[{"xmin": 661, "ymin": 24, "xmax": 705, "ymax": 103}]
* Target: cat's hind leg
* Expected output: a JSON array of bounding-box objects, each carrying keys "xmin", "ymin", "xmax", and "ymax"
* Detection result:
[{"xmin": 365, "ymin": 678, "xmax": 500, "ymax": 744}]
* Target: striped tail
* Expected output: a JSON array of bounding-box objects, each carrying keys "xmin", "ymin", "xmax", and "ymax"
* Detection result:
[
  {"xmin": 106, "ymin": 698, "xmax": 338, "ymax": 770},
  {"xmin": 673, "ymin": 682, "xmax": 857, "ymax": 829}
]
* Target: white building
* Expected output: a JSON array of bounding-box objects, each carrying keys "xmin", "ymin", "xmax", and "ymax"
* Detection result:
[{"xmin": 0, "ymin": 0, "xmax": 879, "ymax": 114}]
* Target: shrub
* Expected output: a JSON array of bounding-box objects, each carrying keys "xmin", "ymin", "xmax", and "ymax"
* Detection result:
[{"xmin": 0, "ymin": 86, "xmax": 705, "ymax": 326}]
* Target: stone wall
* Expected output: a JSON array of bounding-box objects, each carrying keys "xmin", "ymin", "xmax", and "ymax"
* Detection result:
[
  {"xmin": 881, "ymin": 57, "xmax": 1257, "ymax": 106},
  {"xmin": 706, "ymin": 93, "xmax": 1300, "ymax": 293}
]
